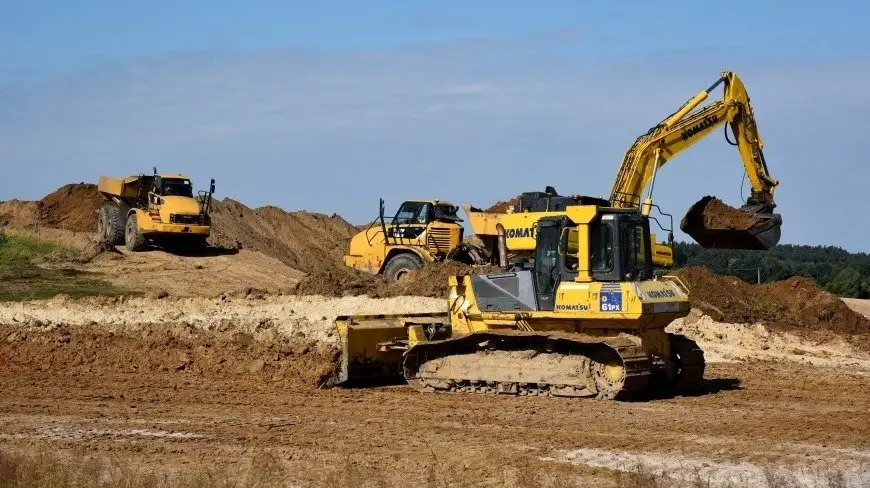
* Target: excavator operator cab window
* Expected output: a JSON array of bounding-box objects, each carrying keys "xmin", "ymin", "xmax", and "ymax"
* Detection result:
[{"xmin": 392, "ymin": 201, "xmax": 430, "ymax": 226}]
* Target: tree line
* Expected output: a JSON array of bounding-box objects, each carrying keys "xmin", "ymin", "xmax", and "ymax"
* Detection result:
[{"xmin": 669, "ymin": 242, "xmax": 870, "ymax": 298}]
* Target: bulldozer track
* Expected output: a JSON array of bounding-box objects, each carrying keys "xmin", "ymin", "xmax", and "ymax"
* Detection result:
[
  {"xmin": 669, "ymin": 333, "xmax": 705, "ymax": 391},
  {"xmin": 403, "ymin": 331, "xmax": 652, "ymax": 400}
]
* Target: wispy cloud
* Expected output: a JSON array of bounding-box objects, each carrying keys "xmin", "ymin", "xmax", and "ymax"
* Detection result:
[{"xmin": 0, "ymin": 42, "xmax": 868, "ymax": 249}]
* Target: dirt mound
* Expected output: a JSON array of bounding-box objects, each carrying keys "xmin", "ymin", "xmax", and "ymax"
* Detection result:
[
  {"xmin": 207, "ymin": 198, "xmax": 357, "ymax": 275},
  {"xmin": 296, "ymin": 261, "xmax": 501, "ymax": 298},
  {"xmin": 0, "ymin": 323, "xmax": 339, "ymax": 389},
  {"xmin": 0, "ymin": 200, "xmax": 39, "ymax": 228},
  {"xmin": 674, "ymin": 266, "xmax": 870, "ymax": 350},
  {"xmin": 371, "ymin": 261, "xmax": 502, "ymax": 298},
  {"xmin": 485, "ymin": 198, "xmax": 518, "ymax": 213},
  {"xmin": 37, "ymin": 183, "xmax": 104, "ymax": 232},
  {"xmin": 680, "ymin": 196, "xmax": 764, "ymax": 231}
]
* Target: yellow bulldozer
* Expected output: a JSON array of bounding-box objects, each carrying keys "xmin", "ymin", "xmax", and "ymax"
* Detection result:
[
  {"xmin": 344, "ymin": 198, "xmax": 487, "ymax": 281},
  {"xmin": 97, "ymin": 168, "xmax": 216, "ymax": 252},
  {"xmin": 330, "ymin": 70, "xmax": 782, "ymax": 400}
]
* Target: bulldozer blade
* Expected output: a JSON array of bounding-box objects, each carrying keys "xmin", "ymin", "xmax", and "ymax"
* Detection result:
[
  {"xmin": 680, "ymin": 196, "xmax": 782, "ymax": 250},
  {"xmin": 333, "ymin": 313, "xmax": 449, "ymax": 386}
]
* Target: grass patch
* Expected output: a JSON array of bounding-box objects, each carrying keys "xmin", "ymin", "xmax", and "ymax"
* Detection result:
[{"xmin": 0, "ymin": 232, "xmax": 132, "ymax": 301}]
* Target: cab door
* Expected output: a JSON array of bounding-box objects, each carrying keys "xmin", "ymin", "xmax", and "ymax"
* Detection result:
[{"xmin": 533, "ymin": 218, "xmax": 562, "ymax": 311}]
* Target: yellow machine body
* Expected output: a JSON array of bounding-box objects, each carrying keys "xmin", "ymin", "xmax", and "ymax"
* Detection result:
[
  {"xmin": 96, "ymin": 171, "xmax": 215, "ymax": 252},
  {"xmin": 463, "ymin": 203, "xmax": 674, "ymax": 268},
  {"xmin": 333, "ymin": 204, "xmax": 704, "ymax": 400},
  {"xmin": 344, "ymin": 199, "xmax": 482, "ymax": 281}
]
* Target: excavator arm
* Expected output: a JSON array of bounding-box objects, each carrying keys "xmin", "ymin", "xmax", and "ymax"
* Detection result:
[{"xmin": 609, "ymin": 71, "xmax": 782, "ymax": 249}]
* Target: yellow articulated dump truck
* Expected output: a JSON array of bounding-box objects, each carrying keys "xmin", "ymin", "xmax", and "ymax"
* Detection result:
[
  {"xmin": 344, "ymin": 199, "xmax": 488, "ymax": 281},
  {"xmin": 97, "ymin": 168, "xmax": 216, "ymax": 252}
]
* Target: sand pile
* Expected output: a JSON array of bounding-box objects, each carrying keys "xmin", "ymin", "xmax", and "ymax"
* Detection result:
[
  {"xmin": 0, "ymin": 200, "xmax": 39, "ymax": 228},
  {"xmin": 37, "ymin": 183, "xmax": 104, "ymax": 232},
  {"xmin": 674, "ymin": 266, "xmax": 870, "ymax": 350},
  {"xmin": 207, "ymin": 198, "xmax": 358, "ymax": 275},
  {"xmin": 0, "ymin": 184, "xmax": 104, "ymax": 232},
  {"xmin": 295, "ymin": 261, "xmax": 500, "ymax": 298},
  {"xmin": 485, "ymin": 198, "xmax": 519, "ymax": 213}
]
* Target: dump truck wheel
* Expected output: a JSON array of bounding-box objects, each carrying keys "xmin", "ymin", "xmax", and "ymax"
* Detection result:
[
  {"xmin": 124, "ymin": 213, "xmax": 148, "ymax": 252},
  {"xmin": 98, "ymin": 204, "xmax": 124, "ymax": 245},
  {"xmin": 383, "ymin": 253, "xmax": 423, "ymax": 282}
]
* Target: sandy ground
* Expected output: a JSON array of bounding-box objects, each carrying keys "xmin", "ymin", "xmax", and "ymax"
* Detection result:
[
  {"xmin": 69, "ymin": 246, "xmax": 310, "ymax": 297},
  {"xmin": 1, "ymin": 297, "xmax": 869, "ymax": 486},
  {"xmin": 843, "ymin": 298, "xmax": 870, "ymax": 319}
]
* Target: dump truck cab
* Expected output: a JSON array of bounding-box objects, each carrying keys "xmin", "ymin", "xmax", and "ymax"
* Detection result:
[
  {"xmin": 97, "ymin": 168, "xmax": 215, "ymax": 252},
  {"xmin": 344, "ymin": 199, "xmax": 476, "ymax": 281}
]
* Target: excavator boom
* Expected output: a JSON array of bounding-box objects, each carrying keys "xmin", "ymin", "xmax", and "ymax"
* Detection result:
[{"xmin": 610, "ymin": 71, "xmax": 782, "ymax": 249}]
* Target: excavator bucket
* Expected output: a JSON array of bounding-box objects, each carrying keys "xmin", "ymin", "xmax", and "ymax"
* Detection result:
[{"xmin": 680, "ymin": 196, "xmax": 782, "ymax": 250}]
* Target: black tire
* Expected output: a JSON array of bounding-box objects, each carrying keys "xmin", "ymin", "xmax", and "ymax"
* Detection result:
[
  {"xmin": 382, "ymin": 253, "xmax": 424, "ymax": 282},
  {"xmin": 124, "ymin": 213, "xmax": 148, "ymax": 252},
  {"xmin": 98, "ymin": 204, "xmax": 125, "ymax": 245}
]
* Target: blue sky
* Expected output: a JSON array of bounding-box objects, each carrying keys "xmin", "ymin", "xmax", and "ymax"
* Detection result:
[{"xmin": 2, "ymin": 1, "xmax": 870, "ymax": 251}]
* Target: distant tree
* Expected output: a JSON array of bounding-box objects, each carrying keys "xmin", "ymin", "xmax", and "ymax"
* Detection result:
[{"xmin": 825, "ymin": 267, "xmax": 867, "ymax": 298}]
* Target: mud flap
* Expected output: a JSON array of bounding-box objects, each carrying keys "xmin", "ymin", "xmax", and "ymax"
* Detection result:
[{"xmin": 680, "ymin": 196, "xmax": 782, "ymax": 250}]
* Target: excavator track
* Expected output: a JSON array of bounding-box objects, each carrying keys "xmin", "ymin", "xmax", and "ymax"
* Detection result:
[{"xmin": 403, "ymin": 331, "xmax": 651, "ymax": 400}]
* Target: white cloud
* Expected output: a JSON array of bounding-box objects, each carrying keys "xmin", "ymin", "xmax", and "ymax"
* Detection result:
[{"xmin": 0, "ymin": 44, "xmax": 868, "ymax": 250}]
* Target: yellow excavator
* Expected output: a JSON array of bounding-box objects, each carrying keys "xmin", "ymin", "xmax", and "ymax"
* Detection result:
[
  {"xmin": 612, "ymin": 70, "xmax": 781, "ymax": 249},
  {"xmin": 461, "ymin": 71, "xmax": 782, "ymax": 276},
  {"xmin": 329, "ymin": 71, "xmax": 780, "ymax": 400}
]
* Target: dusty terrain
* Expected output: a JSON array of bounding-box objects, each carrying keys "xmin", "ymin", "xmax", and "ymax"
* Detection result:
[
  {"xmin": 2, "ymin": 183, "xmax": 870, "ymax": 486},
  {"xmin": 1, "ymin": 296, "xmax": 870, "ymax": 486}
]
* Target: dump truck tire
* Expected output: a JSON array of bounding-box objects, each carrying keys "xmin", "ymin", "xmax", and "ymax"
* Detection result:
[
  {"xmin": 383, "ymin": 253, "xmax": 423, "ymax": 282},
  {"xmin": 98, "ymin": 204, "xmax": 124, "ymax": 245},
  {"xmin": 124, "ymin": 213, "xmax": 148, "ymax": 252}
]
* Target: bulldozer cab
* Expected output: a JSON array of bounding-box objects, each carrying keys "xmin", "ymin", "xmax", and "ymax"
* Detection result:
[{"xmin": 533, "ymin": 211, "xmax": 653, "ymax": 310}]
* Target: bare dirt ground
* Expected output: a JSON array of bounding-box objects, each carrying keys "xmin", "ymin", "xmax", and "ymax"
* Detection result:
[
  {"xmin": 69, "ymin": 247, "xmax": 308, "ymax": 298},
  {"xmin": 1, "ymin": 298, "xmax": 869, "ymax": 487}
]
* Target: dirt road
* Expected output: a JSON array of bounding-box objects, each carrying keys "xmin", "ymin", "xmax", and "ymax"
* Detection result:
[{"xmin": 1, "ymin": 316, "xmax": 869, "ymax": 487}]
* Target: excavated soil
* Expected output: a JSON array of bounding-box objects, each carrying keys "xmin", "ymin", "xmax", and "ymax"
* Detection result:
[
  {"xmin": 1, "ymin": 310, "xmax": 869, "ymax": 486},
  {"xmin": 0, "ymin": 184, "xmax": 103, "ymax": 232},
  {"xmin": 0, "ymin": 323, "xmax": 340, "ymax": 389},
  {"xmin": 37, "ymin": 183, "xmax": 104, "ymax": 232},
  {"xmin": 680, "ymin": 196, "xmax": 764, "ymax": 231},
  {"xmin": 674, "ymin": 266, "xmax": 870, "ymax": 351},
  {"xmin": 206, "ymin": 198, "xmax": 358, "ymax": 274},
  {"xmin": 295, "ymin": 260, "xmax": 501, "ymax": 298},
  {"xmin": 485, "ymin": 198, "xmax": 519, "ymax": 213}
]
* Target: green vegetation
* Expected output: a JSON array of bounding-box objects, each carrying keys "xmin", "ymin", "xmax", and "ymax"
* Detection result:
[
  {"xmin": 672, "ymin": 242, "xmax": 870, "ymax": 298},
  {"xmin": 0, "ymin": 232, "xmax": 130, "ymax": 301}
]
